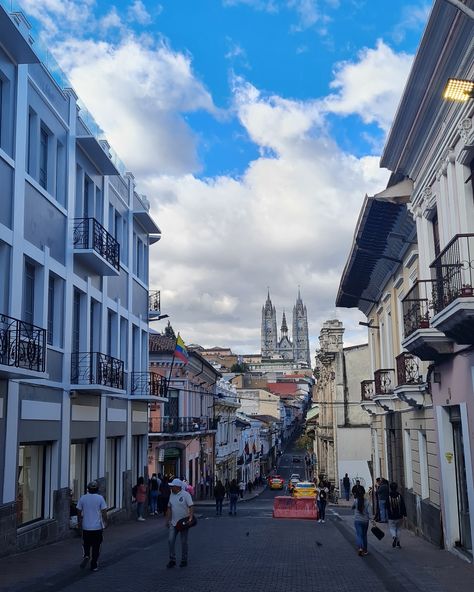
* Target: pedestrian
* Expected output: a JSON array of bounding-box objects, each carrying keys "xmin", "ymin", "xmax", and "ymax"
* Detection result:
[
  {"xmin": 229, "ymin": 479, "xmax": 240, "ymax": 515},
  {"xmin": 214, "ymin": 479, "xmax": 226, "ymax": 516},
  {"xmin": 342, "ymin": 473, "xmax": 351, "ymax": 501},
  {"xmin": 239, "ymin": 479, "xmax": 245, "ymax": 499},
  {"xmin": 135, "ymin": 476, "xmax": 147, "ymax": 521},
  {"xmin": 378, "ymin": 478, "xmax": 389, "ymax": 523},
  {"xmin": 373, "ymin": 477, "xmax": 381, "ymax": 521},
  {"xmin": 166, "ymin": 479, "xmax": 194, "ymax": 568},
  {"xmin": 317, "ymin": 486, "xmax": 327, "ymax": 523},
  {"xmin": 352, "ymin": 492, "xmax": 370, "ymax": 557},
  {"xmin": 76, "ymin": 481, "xmax": 107, "ymax": 572},
  {"xmin": 351, "ymin": 479, "xmax": 365, "ymax": 499},
  {"xmin": 387, "ymin": 482, "xmax": 407, "ymax": 548},
  {"xmin": 248, "ymin": 480, "xmax": 253, "ymax": 494},
  {"xmin": 149, "ymin": 473, "xmax": 160, "ymax": 515}
]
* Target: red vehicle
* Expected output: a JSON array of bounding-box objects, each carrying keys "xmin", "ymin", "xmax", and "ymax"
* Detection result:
[{"xmin": 268, "ymin": 475, "xmax": 285, "ymax": 490}]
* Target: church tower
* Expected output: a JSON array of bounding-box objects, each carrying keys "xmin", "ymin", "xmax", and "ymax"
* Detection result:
[
  {"xmin": 261, "ymin": 290, "xmax": 277, "ymax": 359},
  {"xmin": 278, "ymin": 311, "xmax": 293, "ymax": 360},
  {"xmin": 292, "ymin": 288, "xmax": 311, "ymax": 366}
]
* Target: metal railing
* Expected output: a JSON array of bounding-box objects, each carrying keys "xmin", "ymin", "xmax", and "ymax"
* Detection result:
[
  {"xmin": 73, "ymin": 218, "xmax": 120, "ymax": 271},
  {"xmin": 149, "ymin": 416, "xmax": 217, "ymax": 434},
  {"xmin": 131, "ymin": 372, "xmax": 167, "ymax": 397},
  {"xmin": 71, "ymin": 352, "xmax": 124, "ymax": 389},
  {"xmin": 0, "ymin": 313, "xmax": 46, "ymax": 372},
  {"xmin": 402, "ymin": 280, "xmax": 436, "ymax": 338},
  {"xmin": 430, "ymin": 234, "xmax": 474, "ymax": 314},
  {"xmin": 396, "ymin": 352, "xmax": 423, "ymax": 386},
  {"xmin": 361, "ymin": 379, "xmax": 375, "ymax": 401},
  {"xmin": 374, "ymin": 369, "xmax": 395, "ymax": 396}
]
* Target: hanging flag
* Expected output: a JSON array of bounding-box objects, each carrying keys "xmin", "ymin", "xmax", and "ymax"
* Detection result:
[{"xmin": 174, "ymin": 334, "xmax": 189, "ymax": 364}]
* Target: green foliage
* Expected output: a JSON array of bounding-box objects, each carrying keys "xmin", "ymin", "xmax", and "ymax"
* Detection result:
[
  {"xmin": 295, "ymin": 434, "xmax": 312, "ymax": 450},
  {"xmin": 230, "ymin": 362, "xmax": 249, "ymax": 373}
]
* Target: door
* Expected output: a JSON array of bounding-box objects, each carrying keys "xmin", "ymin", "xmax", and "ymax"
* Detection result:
[{"xmin": 450, "ymin": 406, "xmax": 472, "ymax": 552}]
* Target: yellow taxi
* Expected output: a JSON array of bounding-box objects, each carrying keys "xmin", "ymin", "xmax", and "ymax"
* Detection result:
[
  {"xmin": 268, "ymin": 475, "xmax": 285, "ymax": 490},
  {"xmin": 292, "ymin": 481, "xmax": 317, "ymax": 499}
]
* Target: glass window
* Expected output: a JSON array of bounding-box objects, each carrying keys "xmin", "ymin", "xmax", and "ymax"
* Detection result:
[
  {"xmin": 72, "ymin": 289, "xmax": 81, "ymax": 353},
  {"xmin": 105, "ymin": 437, "xmax": 119, "ymax": 508},
  {"xmin": 23, "ymin": 261, "xmax": 35, "ymax": 326},
  {"xmin": 17, "ymin": 444, "xmax": 46, "ymax": 525},
  {"xmin": 70, "ymin": 442, "xmax": 90, "ymax": 503},
  {"xmin": 55, "ymin": 140, "xmax": 66, "ymax": 206},
  {"xmin": 47, "ymin": 276, "xmax": 54, "ymax": 345},
  {"xmin": 39, "ymin": 127, "xmax": 48, "ymax": 190}
]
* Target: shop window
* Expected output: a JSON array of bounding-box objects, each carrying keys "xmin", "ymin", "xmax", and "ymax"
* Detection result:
[
  {"xmin": 106, "ymin": 437, "xmax": 120, "ymax": 508},
  {"xmin": 70, "ymin": 442, "xmax": 90, "ymax": 504},
  {"xmin": 17, "ymin": 444, "xmax": 47, "ymax": 525}
]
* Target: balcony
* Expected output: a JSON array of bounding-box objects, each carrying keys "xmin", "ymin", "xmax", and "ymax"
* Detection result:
[
  {"xmin": 149, "ymin": 416, "xmax": 217, "ymax": 436},
  {"xmin": 394, "ymin": 352, "xmax": 430, "ymax": 409},
  {"xmin": 373, "ymin": 369, "xmax": 399, "ymax": 413},
  {"xmin": 0, "ymin": 313, "xmax": 47, "ymax": 378},
  {"xmin": 401, "ymin": 280, "xmax": 453, "ymax": 360},
  {"xmin": 148, "ymin": 290, "xmax": 161, "ymax": 321},
  {"xmin": 360, "ymin": 380, "xmax": 378, "ymax": 415},
  {"xmin": 429, "ymin": 234, "xmax": 474, "ymax": 344},
  {"xmin": 73, "ymin": 218, "xmax": 120, "ymax": 276},
  {"xmin": 130, "ymin": 372, "xmax": 168, "ymax": 400},
  {"xmin": 71, "ymin": 352, "xmax": 124, "ymax": 393}
]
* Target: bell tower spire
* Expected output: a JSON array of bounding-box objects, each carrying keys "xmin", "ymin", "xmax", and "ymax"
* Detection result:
[{"xmin": 261, "ymin": 289, "xmax": 277, "ymax": 359}]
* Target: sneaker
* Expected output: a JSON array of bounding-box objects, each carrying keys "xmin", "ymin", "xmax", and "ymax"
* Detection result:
[
  {"xmin": 137, "ymin": 517, "xmax": 146, "ymax": 522},
  {"xmin": 180, "ymin": 560, "xmax": 187, "ymax": 567},
  {"xmin": 362, "ymin": 551, "xmax": 368, "ymax": 556},
  {"xmin": 396, "ymin": 540, "xmax": 401, "ymax": 549},
  {"xmin": 166, "ymin": 560, "xmax": 176, "ymax": 569},
  {"xmin": 321, "ymin": 520, "xmax": 325, "ymax": 523},
  {"xmin": 358, "ymin": 548, "xmax": 363, "ymax": 556},
  {"xmin": 392, "ymin": 537, "xmax": 397, "ymax": 548},
  {"xmin": 318, "ymin": 519, "xmax": 321, "ymax": 523},
  {"xmin": 91, "ymin": 567, "xmax": 99, "ymax": 572},
  {"xmin": 80, "ymin": 556, "xmax": 90, "ymax": 569}
]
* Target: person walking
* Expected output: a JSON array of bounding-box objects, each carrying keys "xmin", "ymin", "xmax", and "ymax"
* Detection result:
[
  {"xmin": 387, "ymin": 482, "xmax": 407, "ymax": 548},
  {"xmin": 149, "ymin": 473, "xmax": 160, "ymax": 515},
  {"xmin": 135, "ymin": 476, "xmax": 147, "ymax": 521},
  {"xmin": 352, "ymin": 492, "xmax": 370, "ymax": 557},
  {"xmin": 76, "ymin": 481, "xmax": 107, "ymax": 572},
  {"xmin": 238, "ymin": 479, "xmax": 245, "ymax": 499},
  {"xmin": 214, "ymin": 480, "xmax": 226, "ymax": 516},
  {"xmin": 316, "ymin": 486, "xmax": 327, "ymax": 523},
  {"xmin": 378, "ymin": 478, "xmax": 389, "ymax": 523},
  {"xmin": 229, "ymin": 479, "xmax": 240, "ymax": 516},
  {"xmin": 166, "ymin": 479, "xmax": 194, "ymax": 568},
  {"xmin": 342, "ymin": 473, "xmax": 351, "ymax": 502},
  {"xmin": 224, "ymin": 478, "xmax": 230, "ymax": 500},
  {"xmin": 351, "ymin": 479, "xmax": 365, "ymax": 499}
]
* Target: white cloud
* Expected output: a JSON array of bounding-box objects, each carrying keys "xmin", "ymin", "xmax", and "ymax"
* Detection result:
[
  {"xmin": 392, "ymin": 3, "xmax": 430, "ymax": 44},
  {"xmin": 323, "ymin": 40, "xmax": 413, "ymax": 132},
  {"xmin": 100, "ymin": 7, "xmax": 123, "ymax": 31},
  {"xmin": 19, "ymin": 0, "xmax": 94, "ymax": 35},
  {"xmin": 127, "ymin": 0, "xmax": 153, "ymax": 25}
]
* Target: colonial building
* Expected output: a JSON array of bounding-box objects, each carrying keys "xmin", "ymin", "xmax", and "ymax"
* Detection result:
[
  {"xmin": 261, "ymin": 290, "xmax": 311, "ymax": 367},
  {"xmin": 0, "ymin": 5, "xmax": 161, "ymax": 555},
  {"xmin": 313, "ymin": 321, "xmax": 372, "ymax": 489},
  {"xmin": 214, "ymin": 377, "xmax": 240, "ymax": 483}
]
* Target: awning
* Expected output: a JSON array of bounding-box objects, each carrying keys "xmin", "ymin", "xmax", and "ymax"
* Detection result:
[
  {"xmin": 76, "ymin": 136, "xmax": 121, "ymax": 176},
  {"xmin": 373, "ymin": 178, "xmax": 413, "ymax": 203},
  {"xmin": 0, "ymin": 7, "xmax": 40, "ymax": 65}
]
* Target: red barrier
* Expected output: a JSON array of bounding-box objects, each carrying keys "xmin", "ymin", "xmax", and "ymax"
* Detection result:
[{"xmin": 272, "ymin": 496, "xmax": 318, "ymax": 520}]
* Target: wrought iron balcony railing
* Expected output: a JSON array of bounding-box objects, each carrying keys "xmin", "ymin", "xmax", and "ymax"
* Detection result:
[
  {"xmin": 430, "ymin": 233, "xmax": 474, "ymax": 314},
  {"xmin": 149, "ymin": 416, "xmax": 216, "ymax": 434},
  {"xmin": 374, "ymin": 369, "xmax": 395, "ymax": 396},
  {"xmin": 73, "ymin": 218, "xmax": 120, "ymax": 271},
  {"xmin": 361, "ymin": 379, "xmax": 375, "ymax": 401},
  {"xmin": 131, "ymin": 371, "xmax": 167, "ymax": 397},
  {"xmin": 402, "ymin": 280, "xmax": 437, "ymax": 339},
  {"xmin": 0, "ymin": 313, "xmax": 46, "ymax": 373},
  {"xmin": 396, "ymin": 352, "xmax": 424, "ymax": 387},
  {"xmin": 149, "ymin": 290, "xmax": 161, "ymax": 315},
  {"xmin": 71, "ymin": 352, "xmax": 124, "ymax": 389}
]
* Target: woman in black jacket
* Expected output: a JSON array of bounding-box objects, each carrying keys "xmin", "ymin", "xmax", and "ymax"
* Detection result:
[
  {"xmin": 214, "ymin": 480, "xmax": 226, "ymax": 516},
  {"xmin": 387, "ymin": 482, "xmax": 407, "ymax": 548}
]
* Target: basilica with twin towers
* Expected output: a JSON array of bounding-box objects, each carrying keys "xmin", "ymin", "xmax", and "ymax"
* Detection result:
[{"xmin": 261, "ymin": 290, "xmax": 311, "ymax": 367}]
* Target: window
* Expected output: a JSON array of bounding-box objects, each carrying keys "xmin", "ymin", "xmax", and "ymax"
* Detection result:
[
  {"xmin": 90, "ymin": 299, "xmax": 100, "ymax": 352},
  {"xmin": 107, "ymin": 310, "xmax": 117, "ymax": 356},
  {"xmin": 432, "ymin": 212, "xmax": 440, "ymax": 258},
  {"xmin": 120, "ymin": 317, "xmax": 128, "ymax": 369},
  {"xmin": 23, "ymin": 261, "xmax": 35, "ymax": 326},
  {"xmin": 105, "ymin": 437, "xmax": 120, "ymax": 508},
  {"xmin": 17, "ymin": 444, "xmax": 48, "ymax": 525},
  {"xmin": 39, "ymin": 127, "xmax": 48, "ymax": 190},
  {"xmin": 404, "ymin": 430, "xmax": 413, "ymax": 489},
  {"xmin": 72, "ymin": 289, "xmax": 82, "ymax": 353},
  {"xmin": 70, "ymin": 442, "xmax": 91, "ymax": 503},
  {"xmin": 122, "ymin": 218, "xmax": 128, "ymax": 266},
  {"xmin": 418, "ymin": 431, "xmax": 429, "ymax": 499},
  {"xmin": 55, "ymin": 140, "xmax": 66, "ymax": 206},
  {"xmin": 47, "ymin": 276, "xmax": 54, "ymax": 345},
  {"xmin": 27, "ymin": 110, "xmax": 37, "ymax": 176},
  {"xmin": 83, "ymin": 176, "xmax": 91, "ymax": 218}
]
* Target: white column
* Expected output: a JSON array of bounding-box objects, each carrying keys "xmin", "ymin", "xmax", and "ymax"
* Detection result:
[
  {"xmin": 460, "ymin": 402, "xmax": 474, "ymax": 549},
  {"xmin": 3, "ymin": 381, "xmax": 19, "ymax": 502}
]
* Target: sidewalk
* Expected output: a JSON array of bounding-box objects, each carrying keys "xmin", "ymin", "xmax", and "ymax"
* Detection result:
[
  {"xmin": 330, "ymin": 505, "xmax": 474, "ymax": 591},
  {"xmin": 193, "ymin": 485, "xmax": 266, "ymax": 507}
]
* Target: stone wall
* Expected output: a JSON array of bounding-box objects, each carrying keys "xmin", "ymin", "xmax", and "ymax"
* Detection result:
[{"xmin": 404, "ymin": 487, "xmax": 443, "ymax": 548}]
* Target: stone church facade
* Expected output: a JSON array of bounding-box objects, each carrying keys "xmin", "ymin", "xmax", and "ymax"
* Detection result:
[{"xmin": 261, "ymin": 291, "xmax": 311, "ymax": 367}]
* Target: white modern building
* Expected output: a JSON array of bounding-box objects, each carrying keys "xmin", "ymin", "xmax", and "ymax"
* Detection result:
[{"xmin": 0, "ymin": 6, "xmax": 162, "ymax": 555}]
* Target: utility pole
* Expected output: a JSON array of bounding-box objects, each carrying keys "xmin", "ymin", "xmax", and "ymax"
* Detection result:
[{"xmin": 443, "ymin": 0, "xmax": 474, "ymax": 20}]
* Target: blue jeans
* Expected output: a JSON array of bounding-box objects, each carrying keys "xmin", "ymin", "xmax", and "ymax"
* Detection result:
[
  {"xmin": 137, "ymin": 501, "xmax": 145, "ymax": 518},
  {"xmin": 344, "ymin": 487, "xmax": 350, "ymax": 501},
  {"xmin": 229, "ymin": 494, "xmax": 238, "ymax": 515},
  {"xmin": 215, "ymin": 498, "xmax": 224, "ymax": 515},
  {"xmin": 317, "ymin": 500, "xmax": 326, "ymax": 520},
  {"xmin": 150, "ymin": 491, "xmax": 158, "ymax": 513},
  {"xmin": 354, "ymin": 520, "xmax": 369, "ymax": 551},
  {"xmin": 168, "ymin": 525, "xmax": 188, "ymax": 562},
  {"xmin": 379, "ymin": 499, "xmax": 387, "ymax": 522}
]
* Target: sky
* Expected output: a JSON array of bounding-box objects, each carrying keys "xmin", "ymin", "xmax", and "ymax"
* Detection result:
[{"xmin": 18, "ymin": 0, "xmax": 432, "ymax": 357}]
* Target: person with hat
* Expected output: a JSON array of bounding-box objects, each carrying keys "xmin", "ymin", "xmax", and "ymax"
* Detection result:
[
  {"xmin": 76, "ymin": 481, "xmax": 107, "ymax": 572},
  {"xmin": 165, "ymin": 479, "xmax": 194, "ymax": 568}
]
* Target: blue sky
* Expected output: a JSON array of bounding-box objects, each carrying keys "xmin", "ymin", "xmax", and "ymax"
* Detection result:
[{"xmin": 19, "ymin": 0, "xmax": 432, "ymax": 353}]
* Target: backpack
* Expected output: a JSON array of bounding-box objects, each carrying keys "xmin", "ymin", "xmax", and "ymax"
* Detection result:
[{"xmin": 132, "ymin": 485, "xmax": 138, "ymax": 498}]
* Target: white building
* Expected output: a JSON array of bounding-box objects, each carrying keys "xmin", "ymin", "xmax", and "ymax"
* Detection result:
[
  {"xmin": 214, "ymin": 377, "xmax": 240, "ymax": 483},
  {"xmin": 0, "ymin": 6, "xmax": 162, "ymax": 555}
]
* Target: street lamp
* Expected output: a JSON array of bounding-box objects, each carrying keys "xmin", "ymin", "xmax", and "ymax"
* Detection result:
[{"xmin": 443, "ymin": 78, "xmax": 474, "ymax": 102}]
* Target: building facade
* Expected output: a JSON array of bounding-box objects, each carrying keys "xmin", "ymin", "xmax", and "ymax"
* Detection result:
[{"xmin": 0, "ymin": 6, "xmax": 161, "ymax": 555}]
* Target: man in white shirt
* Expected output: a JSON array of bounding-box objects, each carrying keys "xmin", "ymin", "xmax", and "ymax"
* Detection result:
[
  {"xmin": 76, "ymin": 481, "xmax": 107, "ymax": 572},
  {"xmin": 166, "ymin": 479, "xmax": 194, "ymax": 568}
]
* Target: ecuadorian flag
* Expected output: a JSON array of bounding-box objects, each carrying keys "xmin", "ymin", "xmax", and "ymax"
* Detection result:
[{"xmin": 174, "ymin": 334, "xmax": 189, "ymax": 364}]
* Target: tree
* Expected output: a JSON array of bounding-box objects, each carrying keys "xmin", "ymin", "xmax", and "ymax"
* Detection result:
[
  {"xmin": 295, "ymin": 434, "xmax": 312, "ymax": 451},
  {"xmin": 230, "ymin": 362, "xmax": 249, "ymax": 373}
]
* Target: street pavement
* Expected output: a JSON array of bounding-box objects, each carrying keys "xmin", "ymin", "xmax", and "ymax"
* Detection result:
[{"xmin": 1, "ymin": 448, "xmax": 473, "ymax": 592}]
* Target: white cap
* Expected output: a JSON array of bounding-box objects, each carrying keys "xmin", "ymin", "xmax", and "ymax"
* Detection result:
[{"xmin": 169, "ymin": 478, "xmax": 183, "ymax": 488}]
